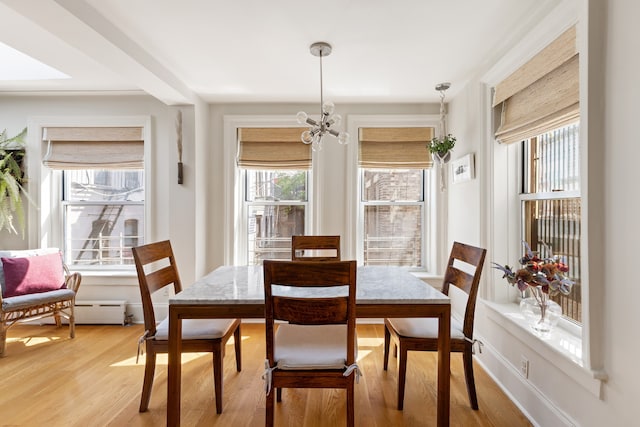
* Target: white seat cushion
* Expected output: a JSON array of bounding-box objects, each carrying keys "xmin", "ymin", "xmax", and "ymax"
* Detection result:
[
  {"xmin": 154, "ymin": 317, "xmax": 236, "ymax": 340},
  {"xmin": 387, "ymin": 316, "xmax": 466, "ymax": 340},
  {"xmin": 274, "ymin": 324, "xmax": 353, "ymax": 370}
]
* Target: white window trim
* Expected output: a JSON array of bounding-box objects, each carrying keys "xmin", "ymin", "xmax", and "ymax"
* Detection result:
[
  {"xmin": 26, "ymin": 115, "xmax": 152, "ymax": 272},
  {"xmin": 346, "ymin": 114, "xmax": 443, "ymax": 272},
  {"xmin": 223, "ymin": 115, "xmax": 313, "ymax": 265}
]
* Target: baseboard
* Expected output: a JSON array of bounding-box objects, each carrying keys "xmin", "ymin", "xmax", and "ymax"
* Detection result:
[{"xmin": 474, "ymin": 332, "xmax": 578, "ymax": 427}]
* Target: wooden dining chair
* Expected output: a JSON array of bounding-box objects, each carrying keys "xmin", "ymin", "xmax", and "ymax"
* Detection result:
[
  {"xmin": 383, "ymin": 241, "xmax": 487, "ymax": 410},
  {"xmin": 262, "ymin": 260, "xmax": 359, "ymax": 427},
  {"xmin": 132, "ymin": 240, "xmax": 241, "ymax": 414},
  {"xmin": 291, "ymin": 235, "xmax": 341, "ymax": 261}
]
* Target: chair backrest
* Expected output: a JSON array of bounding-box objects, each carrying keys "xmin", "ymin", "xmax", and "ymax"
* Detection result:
[
  {"xmin": 263, "ymin": 260, "xmax": 357, "ymax": 367},
  {"xmin": 291, "ymin": 235, "xmax": 341, "ymax": 261},
  {"xmin": 132, "ymin": 240, "xmax": 183, "ymax": 335},
  {"xmin": 441, "ymin": 242, "xmax": 487, "ymax": 339}
]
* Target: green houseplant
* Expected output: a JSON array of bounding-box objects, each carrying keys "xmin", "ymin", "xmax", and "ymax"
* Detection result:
[
  {"xmin": 427, "ymin": 133, "xmax": 456, "ymax": 164},
  {"xmin": 0, "ymin": 127, "xmax": 29, "ymax": 235}
]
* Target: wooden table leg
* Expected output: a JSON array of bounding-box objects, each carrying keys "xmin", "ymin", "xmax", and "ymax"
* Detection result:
[
  {"xmin": 167, "ymin": 307, "xmax": 182, "ymax": 426},
  {"xmin": 437, "ymin": 306, "xmax": 451, "ymax": 427}
]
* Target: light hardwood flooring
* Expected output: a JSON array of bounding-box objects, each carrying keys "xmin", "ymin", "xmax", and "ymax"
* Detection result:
[{"xmin": 0, "ymin": 323, "xmax": 531, "ymax": 426}]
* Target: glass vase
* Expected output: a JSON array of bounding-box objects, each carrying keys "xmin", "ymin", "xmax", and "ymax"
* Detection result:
[{"xmin": 519, "ymin": 288, "xmax": 562, "ymax": 336}]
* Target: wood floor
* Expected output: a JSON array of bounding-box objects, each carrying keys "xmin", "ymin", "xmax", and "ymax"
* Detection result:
[{"xmin": 0, "ymin": 322, "xmax": 531, "ymax": 426}]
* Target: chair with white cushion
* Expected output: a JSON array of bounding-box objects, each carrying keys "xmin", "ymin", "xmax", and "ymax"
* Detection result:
[
  {"xmin": 262, "ymin": 260, "xmax": 359, "ymax": 427},
  {"xmin": 132, "ymin": 240, "xmax": 241, "ymax": 413},
  {"xmin": 384, "ymin": 241, "xmax": 486, "ymax": 410}
]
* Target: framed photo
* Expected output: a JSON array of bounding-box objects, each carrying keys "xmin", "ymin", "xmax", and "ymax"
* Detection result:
[{"xmin": 451, "ymin": 153, "xmax": 475, "ymax": 184}]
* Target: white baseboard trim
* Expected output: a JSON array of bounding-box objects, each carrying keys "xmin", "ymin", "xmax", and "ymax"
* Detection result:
[{"xmin": 474, "ymin": 332, "xmax": 578, "ymax": 427}]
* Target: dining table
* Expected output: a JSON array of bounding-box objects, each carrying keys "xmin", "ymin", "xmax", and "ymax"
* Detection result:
[{"xmin": 166, "ymin": 265, "xmax": 451, "ymax": 427}]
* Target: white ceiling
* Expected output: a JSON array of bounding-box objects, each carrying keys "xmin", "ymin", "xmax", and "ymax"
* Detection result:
[{"xmin": 0, "ymin": 0, "xmax": 563, "ymax": 105}]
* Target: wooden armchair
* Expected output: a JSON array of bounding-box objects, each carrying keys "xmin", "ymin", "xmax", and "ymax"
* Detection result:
[{"xmin": 0, "ymin": 248, "xmax": 82, "ymax": 357}]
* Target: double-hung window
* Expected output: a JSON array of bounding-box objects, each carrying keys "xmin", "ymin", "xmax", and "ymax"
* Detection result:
[
  {"xmin": 42, "ymin": 126, "xmax": 145, "ymax": 268},
  {"xmin": 237, "ymin": 127, "xmax": 311, "ymax": 265},
  {"xmin": 62, "ymin": 170, "xmax": 144, "ymax": 267},
  {"xmin": 521, "ymin": 122, "xmax": 581, "ymax": 322},
  {"xmin": 358, "ymin": 127, "xmax": 434, "ymax": 268}
]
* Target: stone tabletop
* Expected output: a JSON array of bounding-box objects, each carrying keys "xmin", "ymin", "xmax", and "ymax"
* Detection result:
[{"xmin": 170, "ymin": 265, "xmax": 449, "ymax": 306}]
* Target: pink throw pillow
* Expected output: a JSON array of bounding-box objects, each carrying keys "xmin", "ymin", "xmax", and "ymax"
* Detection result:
[{"xmin": 2, "ymin": 252, "xmax": 66, "ymax": 298}]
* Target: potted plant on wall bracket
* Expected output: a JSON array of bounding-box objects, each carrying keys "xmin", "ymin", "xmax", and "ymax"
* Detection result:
[{"xmin": 0, "ymin": 127, "xmax": 32, "ymax": 236}]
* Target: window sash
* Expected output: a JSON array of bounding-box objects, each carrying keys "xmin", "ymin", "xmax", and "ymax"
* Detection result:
[
  {"xmin": 519, "ymin": 124, "xmax": 581, "ymax": 324},
  {"xmin": 62, "ymin": 200, "xmax": 144, "ymax": 268},
  {"xmin": 243, "ymin": 169, "xmax": 309, "ymax": 265},
  {"xmin": 362, "ymin": 203, "xmax": 424, "ymax": 267},
  {"xmin": 361, "ymin": 169, "xmax": 424, "ymax": 202}
]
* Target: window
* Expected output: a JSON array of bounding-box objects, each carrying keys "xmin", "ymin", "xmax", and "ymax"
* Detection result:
[
  {"xmin": 236, "ymin": 127, "xmax": 312, "ymax": 265},
  {"xmin": 244, "ymin": 169, "xmax": 308, "ymax": 264},
  {"xmin": 521, "ymin": 122, "xmax": 581, "ymax": 323},
  {"xmin": 40, "ymin": 125, "xmax": 146, "ymax": 269},
  {"xmin": 62, "ymin": 169, "xmax": 144, "ymax": 267},
  {"xmin": 361, "ymin": 169, "xmax": 425, "ymax": 266},
  {"xmin": 358, "ymin": 126, "xmax": 434, "ymax": 269}
]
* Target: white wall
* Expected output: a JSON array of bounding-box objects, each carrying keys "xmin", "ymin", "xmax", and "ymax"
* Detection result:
[{"xmin": 447, "ymin": 79, "xmax": 484, "ymax": 249}]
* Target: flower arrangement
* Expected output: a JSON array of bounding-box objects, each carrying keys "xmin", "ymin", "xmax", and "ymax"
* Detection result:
[
  {"xmin": 492, "ymin": 241, "xmax": 574, "ymax": 296},
  {"xmin": 493, "ymin": 242, "xmax": 574, "ymax": 333}
]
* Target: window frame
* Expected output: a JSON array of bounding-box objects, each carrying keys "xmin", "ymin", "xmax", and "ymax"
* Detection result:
[
  {"xmin": 27, "ymin": 116, "xmax": 152, "ymax": 272},
  {"xmin": 61, "ymin": 170, "xmax": 145, "ymax": 269},
  {"xmin": 346, "ymin": 115, "xmax": 444, "ymax": 273},
  {"xmin": 240, "ymin": 168, "xmax": 310, "ymax": 265},
  {"xmin": 518, "ymin": 122, "xmax": 582, "ymax": 324},
  {"xmin": 359, "ymin": 168, "xmax": 428, "ymax": 269}
]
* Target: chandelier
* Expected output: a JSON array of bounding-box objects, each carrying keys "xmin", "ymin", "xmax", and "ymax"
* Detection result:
[{"xmin": 296, "ymin": 42, "xmax": 349, "ymax": 151}]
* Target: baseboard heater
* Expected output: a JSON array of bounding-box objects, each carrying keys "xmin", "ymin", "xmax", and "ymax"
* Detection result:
[{"xmin": 72, "ymin": 300, "xmax": 126, "ymax": 325}]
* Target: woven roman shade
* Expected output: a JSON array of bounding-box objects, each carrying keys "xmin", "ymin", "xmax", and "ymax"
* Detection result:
[
  {"xmin": 493, "ymin": 26, "xmax": 579, "ymax": 144},
  {"xmin": 359, "ymin": 127, "xmax": 434, "ymax": 169},
  {"xmin": 237, "ymin": 127, "xmax": 311, "ymax": 169},
  {"xmin": 42, "ymin": 127, "xmax": 144, "ymax": 169}
]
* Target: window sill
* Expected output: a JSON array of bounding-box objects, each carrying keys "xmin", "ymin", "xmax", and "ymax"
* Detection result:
[
  {"xmin": 482, "ymin": 300, "xmax": 607, "ymax": 399},
  {"xmin": 72, "ymin": 269, "xmax": 138, "ymax": 286}
]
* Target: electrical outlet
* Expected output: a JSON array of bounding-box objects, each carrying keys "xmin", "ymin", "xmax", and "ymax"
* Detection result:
[{"xmin": 520, "ymin": 356, "xmax": 529, "ymax": 378}]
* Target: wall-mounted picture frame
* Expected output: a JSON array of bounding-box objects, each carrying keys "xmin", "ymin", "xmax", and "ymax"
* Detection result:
[{"xmin": 451, "ymin": 153, "xmax": 475, "ymax": 184}]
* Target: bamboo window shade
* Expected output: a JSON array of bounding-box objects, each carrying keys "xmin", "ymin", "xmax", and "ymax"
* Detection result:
[
  {"xmin": 358, "ymin": 127, "xmax": 435, "ymax": 169},
  {"xmin": 493, "ymin": 25, "xmax": 579, "ymax": 144},
  {"xmin": 42, "ymin": 126, "xmax": 144, "ymax": 169},
  {"xmin": 237, "ymin": 127, "xmax": 312, "ymax": 170}
]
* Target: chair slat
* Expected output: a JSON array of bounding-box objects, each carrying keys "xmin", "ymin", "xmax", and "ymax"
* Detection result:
[{"xmin": 273, "ymin": 296, "xmax": 349, "ymax": 324}]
